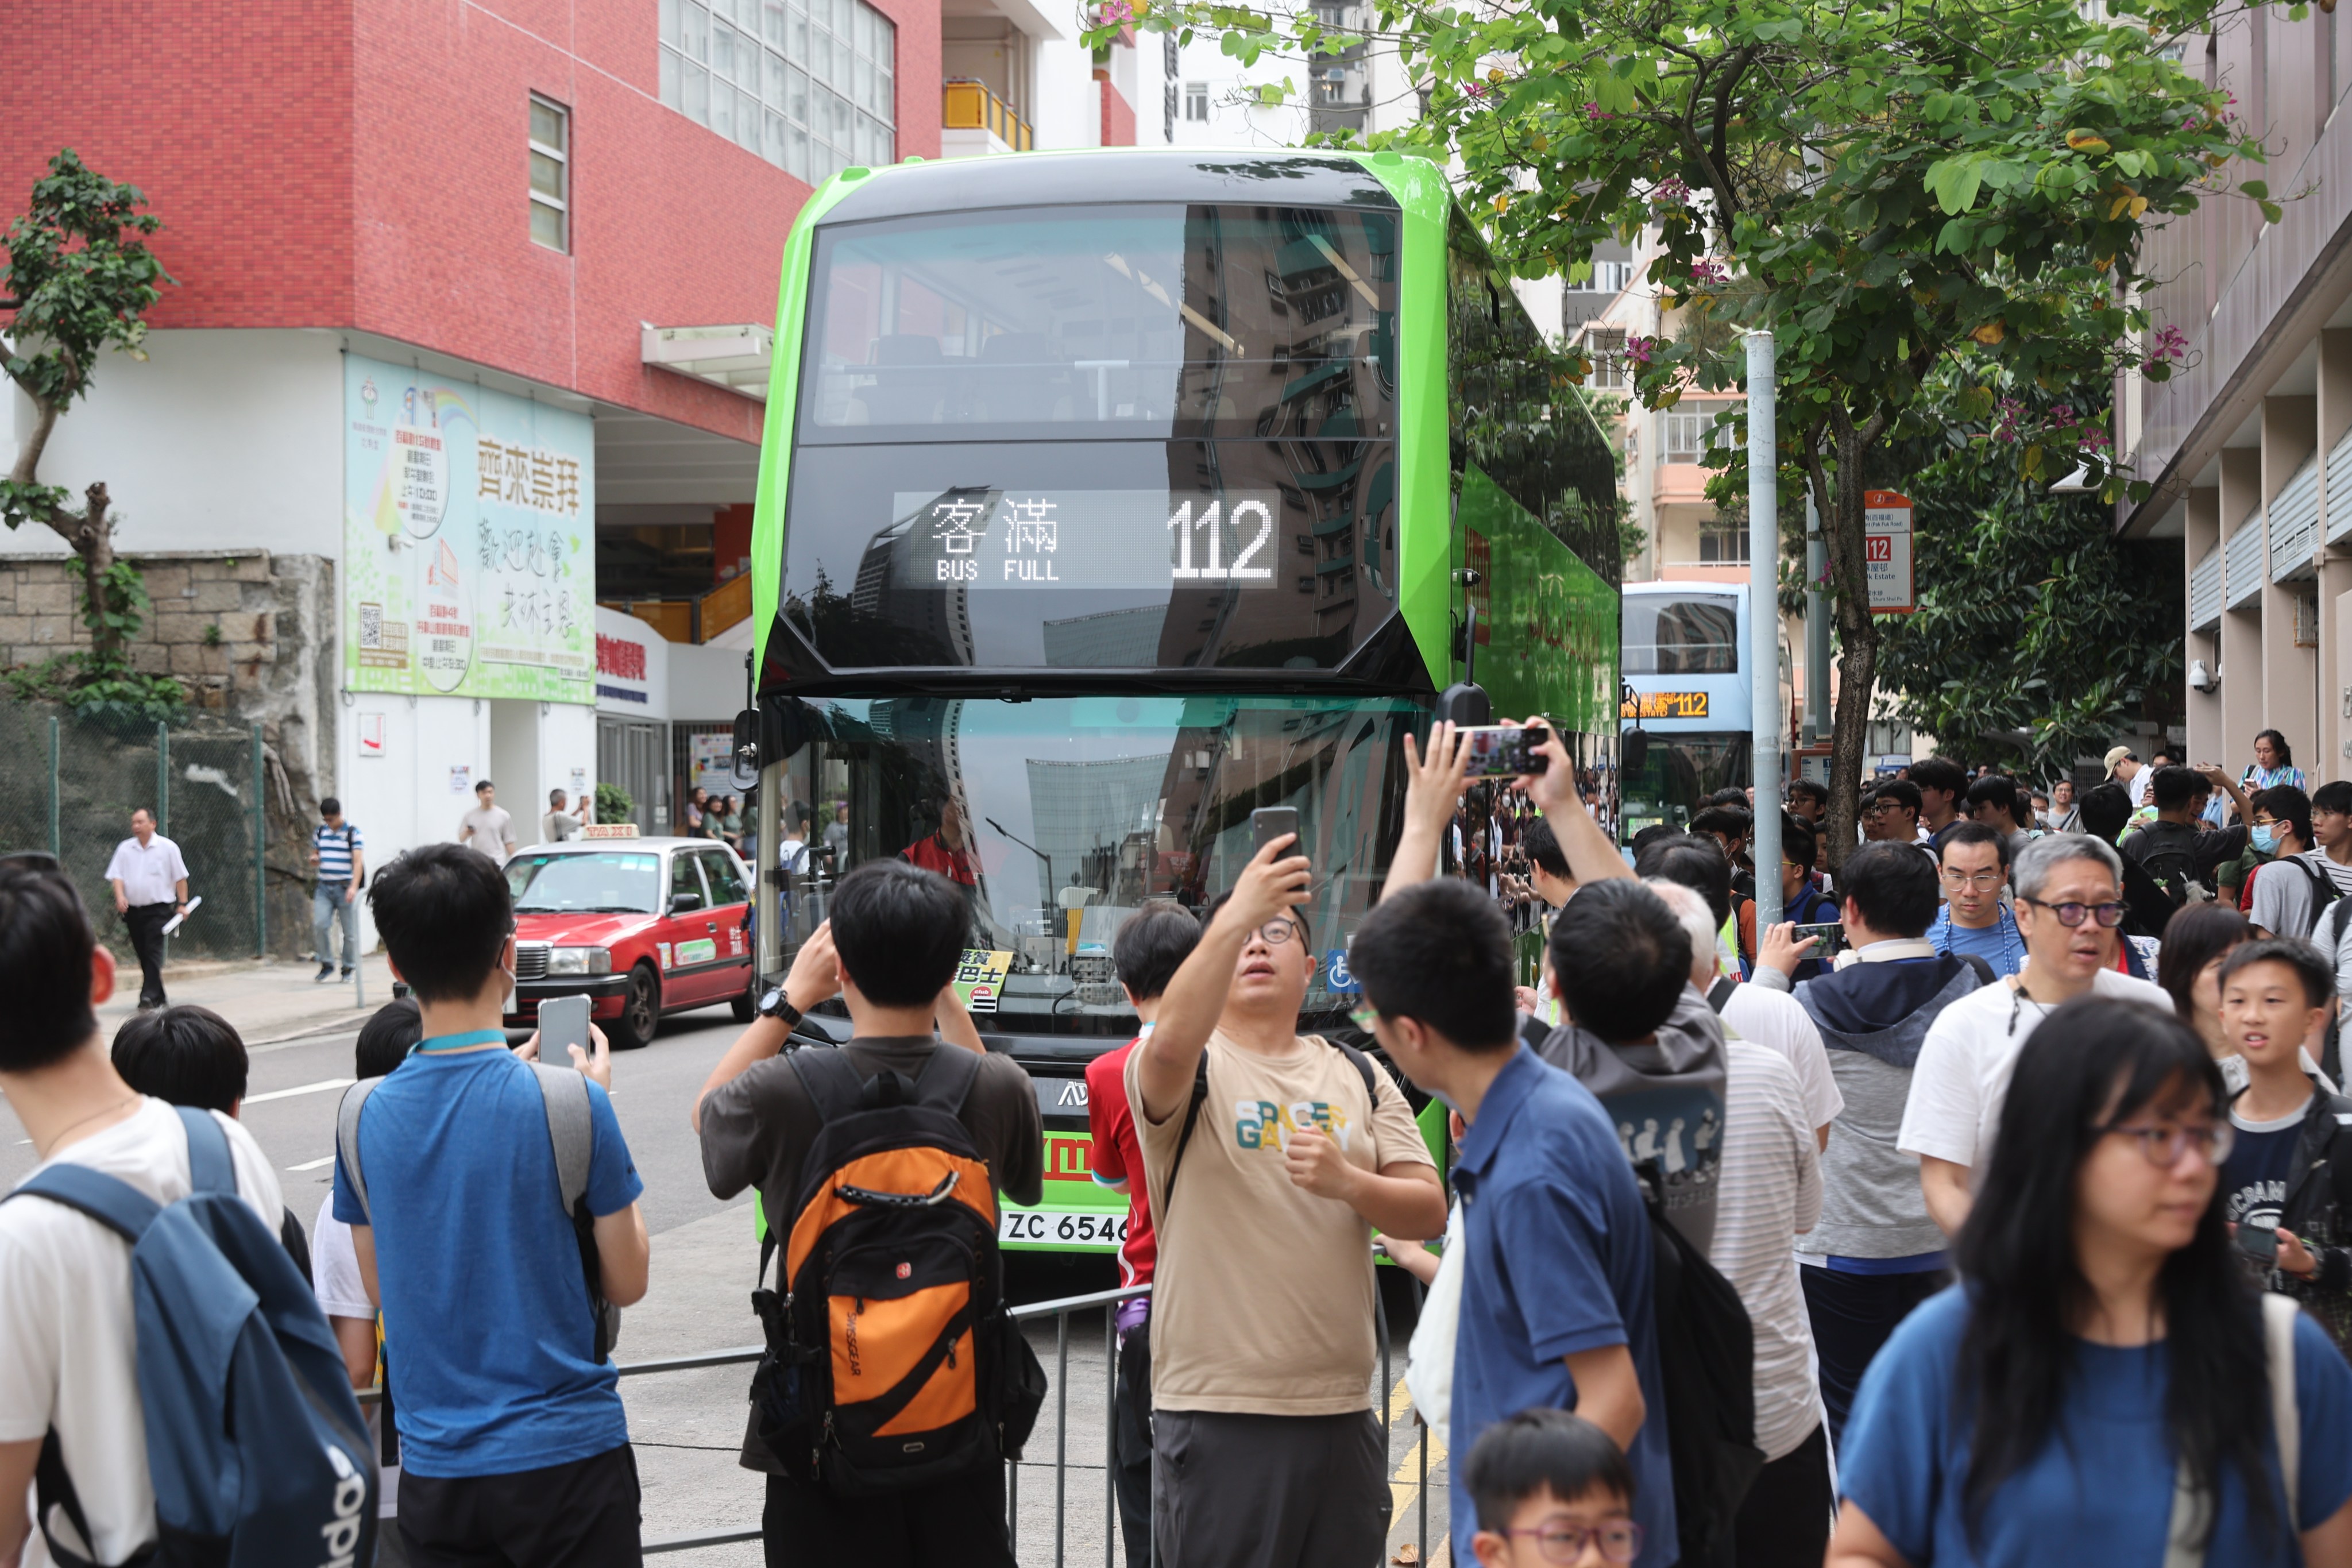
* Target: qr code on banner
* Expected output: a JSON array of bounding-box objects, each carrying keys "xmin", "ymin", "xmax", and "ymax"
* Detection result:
[{"xmin": 359, "ymin": 602, "xmax": 383, "ymax": 649}]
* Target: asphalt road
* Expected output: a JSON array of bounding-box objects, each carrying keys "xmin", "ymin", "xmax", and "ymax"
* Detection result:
[{"xmin": 1, "ymin": 1002, "xmax": 1447, "ymax": 1566}]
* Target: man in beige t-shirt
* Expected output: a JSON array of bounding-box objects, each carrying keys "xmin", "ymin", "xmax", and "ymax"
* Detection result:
[{"xmin": 1127, "ymin": 837, "xmax": 1443, "ymax": 1568}]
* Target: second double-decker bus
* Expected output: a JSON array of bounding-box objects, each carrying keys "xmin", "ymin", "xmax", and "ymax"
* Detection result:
[
  {"xmin": 1619, "ymin": 580, "xmax": 1754, "ymax": 837},
  {"xmin": 744, "ymin": 148, "xmax": 1621, "ymax": 1256}
]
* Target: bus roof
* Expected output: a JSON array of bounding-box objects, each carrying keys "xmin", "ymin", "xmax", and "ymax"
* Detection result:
[{"xmin": 806, "ymin": 148, "xmax": 1416, "ymax": 227}]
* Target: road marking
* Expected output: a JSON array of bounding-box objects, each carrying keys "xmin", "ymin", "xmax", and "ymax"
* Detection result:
[
  {"xmin": 245, "ymin": 1078, "xmax": 354, "ymax": 1105},
  {"xmin": 285, "ymin": 1154, "xmax": 338, "ymax": 1172}
]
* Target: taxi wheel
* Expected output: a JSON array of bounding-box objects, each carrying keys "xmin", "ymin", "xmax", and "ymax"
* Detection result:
[{"xmin": 610, "ymin": 963, "xmax": 659, "ymax": 1051}]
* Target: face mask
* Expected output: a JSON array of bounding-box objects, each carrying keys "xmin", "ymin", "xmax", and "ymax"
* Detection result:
[{"xmin": 2253, "ymin": 823, "xmax": 2278, "ymax": 853}]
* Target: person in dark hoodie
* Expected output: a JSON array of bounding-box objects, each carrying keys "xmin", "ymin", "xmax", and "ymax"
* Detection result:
[
  {"xmin": 1748, "ymin": 841, "xmax": 1986, "ymax": 1443},
  {"xmin": 1540, "ymin": 877, "xmax": 1729, "ymax": 1253}
]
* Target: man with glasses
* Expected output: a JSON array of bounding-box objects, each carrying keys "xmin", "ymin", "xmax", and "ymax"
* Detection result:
[
  {"xmin": 1899, "ymin": 835, "xmax": 2171, "ymax": 1235},
  {"xmin": 1925, "ymin": 823, "xmax": 2024, "ymax": 979},
  {"xmin": 1860, "ymin": 781, "xmax": 1937, "ymax": 867},
  {"xmin": 1126, "ymin": 833, "xmax": 1442, "ymax": 1568}
]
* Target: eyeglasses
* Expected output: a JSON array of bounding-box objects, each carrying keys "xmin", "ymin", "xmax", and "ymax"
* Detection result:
[
  {"xmin": 1349, "ymin": 1002, "xmax": 1382, "ymax": 1033},
  {"xmin": 1507, "ymin": 1521, "xmax": 1644, "ymax": 1565},
  {"xmin": 1940, "ymin": 868, "xmax": 2006, "ymax": 891},
  {"xmin": 2099, "ymin": 1119, "xmax": 2234, "ymax": 1168},
  {"xmin": 2019, "ymin": 896, "xmax": 2128, "ymax": 928},
  {"xmin": 1247, "ymin": 918, "xmax": 1304, "ymax": 946}
]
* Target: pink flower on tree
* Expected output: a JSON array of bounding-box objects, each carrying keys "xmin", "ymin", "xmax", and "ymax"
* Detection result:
[{"xmin": 1625, "ymin": 335, "xmax": 1655, "ymax": 365}]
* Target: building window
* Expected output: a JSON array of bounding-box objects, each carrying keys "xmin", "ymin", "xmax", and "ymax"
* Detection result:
[
  {"xmin": 1583, "ymin": 327, "xmax": 1628, "ymax": 390},
  {"xmin": 1568, "ymin": 260, "xmax": 1632, "ymax": 295},
  {"xmin": 1663, "ymin": 400, "xmax": 1738, "ymax": 464},
  {"xmin": 530, "ymin": 96, "xmax": 570, "ymax": 253},
  {"xmin": 659, "ymin": 0, "xmax": 895, "ymax": 185},
  {"xmin": 1697, "ymin": 519, "xmax": 1748, "ymax": 564},
  {"xmin": 1185, "ymin": 81, "xmax": 1210, "ymax": 120}
]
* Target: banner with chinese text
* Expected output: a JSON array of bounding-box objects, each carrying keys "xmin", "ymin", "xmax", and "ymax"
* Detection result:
[{"xmin": 342, "ymin": 354, "xmax": 596, "ymax": 700}]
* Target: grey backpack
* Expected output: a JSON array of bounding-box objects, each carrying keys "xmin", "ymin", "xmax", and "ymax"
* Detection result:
[{"xmin": 335, "ymin": 1064, "xmax": 621, "ymax": 1360}]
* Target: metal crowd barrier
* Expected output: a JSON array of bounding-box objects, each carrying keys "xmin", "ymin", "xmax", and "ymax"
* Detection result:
[{"xmin": 356, "ymin": 1277, "xmax": 1435, "ymax": 1566}]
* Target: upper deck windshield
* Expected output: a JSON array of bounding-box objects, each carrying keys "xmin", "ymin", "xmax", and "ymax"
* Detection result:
[
  {"xmin": 802, "ymin": 204, "xmax": 1396, "ymax": 444},
  {"xmin": 1624, "ymin": 594, "xmax": 1740, "ymax": 675},
  {"xmin": 767, "ymin": 693, "xmax": 1420, "ymax": 1037}
]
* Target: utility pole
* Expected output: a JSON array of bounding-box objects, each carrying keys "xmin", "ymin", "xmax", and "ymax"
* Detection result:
[
  {"xmin": 1748, "ymin": 332, "xmax": 1783, "ymax": 931},
  {"xmin": 1804, "ymin": 492, "xmax": 1830, "ymax": 750}
]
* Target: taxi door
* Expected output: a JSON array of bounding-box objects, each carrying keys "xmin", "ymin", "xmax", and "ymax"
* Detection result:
[
  {"xmin": 693, "ymin": 848, "xmax": 756, "ymax": 996},
  {"xmin": 658, "ymin": 850, "xmax": 725, "ymax": 1004}
]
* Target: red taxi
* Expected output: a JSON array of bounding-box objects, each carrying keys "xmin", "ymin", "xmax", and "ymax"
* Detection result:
[{"xmin": 501, "ymin": 825, "xmax": 756, "ymax": 1048}]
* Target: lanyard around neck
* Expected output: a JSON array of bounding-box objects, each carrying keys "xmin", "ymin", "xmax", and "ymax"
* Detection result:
[{"xmin": 410, "ymin": 1029, "xmax": 508, "ymax": 1056}]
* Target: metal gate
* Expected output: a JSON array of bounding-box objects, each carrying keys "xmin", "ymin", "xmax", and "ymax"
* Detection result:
[{"xmin": 597, "ymin": 717, "xmax": 672, "ymax": 833}]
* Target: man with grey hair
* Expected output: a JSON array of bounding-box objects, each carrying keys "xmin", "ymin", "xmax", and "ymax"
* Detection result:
[{"xmin": 1898, "ymin": 833, "xmax": 2172, "ymax": 1234}]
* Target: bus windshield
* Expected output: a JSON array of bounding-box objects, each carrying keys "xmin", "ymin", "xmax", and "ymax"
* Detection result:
[
  {"xmin": 802, "ymin": 203, "xmax": 1397, "ymax": 444},
  {"xmin": 767, "ymin": 693, "xmax": 1422, "ymax": 1036},
  {"xmin": 1624, "ymin": 593, "xmax": 1739, "ymax": 675}
]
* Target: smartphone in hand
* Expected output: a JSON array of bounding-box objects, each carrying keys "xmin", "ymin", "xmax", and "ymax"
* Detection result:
[
  {"xmin": 1459, "ymin": 724, "xmax": 1552, "ymax": 778},
  {"xmin": 1791, "ymin": 920, "xmax": 1846, "ymax": 959},
  {"xmin": 539, "ymin": 995, "xmax": 591, "ymax": 1069},
  {"xmin": 1251, "ymin": 806, "xmax": 1303, "ymax": 860}
]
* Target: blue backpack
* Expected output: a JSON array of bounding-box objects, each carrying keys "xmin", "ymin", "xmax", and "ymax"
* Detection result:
[{"xmin": 6, "ymin": 1106, "xmax": 376, "ymax": 1568}]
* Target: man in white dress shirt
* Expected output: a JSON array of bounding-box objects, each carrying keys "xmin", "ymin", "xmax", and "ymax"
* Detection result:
[{"xmin": 103, "ymin": 808, "xmax": 189, "ymax": 1010}]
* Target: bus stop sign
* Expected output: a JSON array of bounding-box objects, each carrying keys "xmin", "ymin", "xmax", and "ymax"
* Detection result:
[{"xmin": 1864, "ymin": 491, "xmax": 1915, "ymax": 615}]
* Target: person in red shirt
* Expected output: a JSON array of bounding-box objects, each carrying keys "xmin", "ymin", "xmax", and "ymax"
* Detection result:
[
  {"xmin": 900, "ymin": 795, "xmax": 979, "ymax": 887},
  {"xmin": 1086, "ymin": 903, "xmax": 1202, "ymax": 1568}
]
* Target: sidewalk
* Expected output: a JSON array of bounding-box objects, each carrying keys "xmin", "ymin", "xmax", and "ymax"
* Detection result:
[{"xmin": 101, "ymin": 950, "xmax": 398, "ymax": 1045}]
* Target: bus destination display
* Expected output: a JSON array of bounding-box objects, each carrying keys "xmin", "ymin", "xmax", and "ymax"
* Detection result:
[{"xmin": 890, "ymin": 489, "xmax": 1287, "ymax": 591}]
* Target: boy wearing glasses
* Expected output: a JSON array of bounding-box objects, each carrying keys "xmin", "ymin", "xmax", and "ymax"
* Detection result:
[
  {"xmin": 1126, "ymin": 838, "xmax": 1442, "ymax": 1568},
  {"xmin": 1899, "ymin": 835, "xmax": 2171, "ymax": 1237},
  {"xmin": 1925, "ymin": 823, "xmax": 2024, "ymax": 978},
  {"xmin": 1462, "ymin": 1409, "xmax": 1645, "ymax": 1567},
  {"xmin": 2215, "ymin": 939, "xmax": 2352, "ymax": 1353}
]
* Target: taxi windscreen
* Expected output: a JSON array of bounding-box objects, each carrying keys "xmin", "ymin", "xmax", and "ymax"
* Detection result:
[{"xmin": 508, "ymin": 852, "xmax": 662, "ymax": 914}]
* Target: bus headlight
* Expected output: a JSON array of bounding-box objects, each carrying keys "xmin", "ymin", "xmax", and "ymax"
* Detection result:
[{"xmin": 547, "ymin": 947, "xmax": 611, "ymax": 976}]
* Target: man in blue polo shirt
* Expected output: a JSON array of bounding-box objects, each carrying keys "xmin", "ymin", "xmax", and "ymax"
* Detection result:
[
  {"xmin": 1349, "ymin": 876, "xmax": 1672, "ymax": 1566},
  {"xmin": 333, "ymin": 843, "xmax": 651, "ymax": 1566}
]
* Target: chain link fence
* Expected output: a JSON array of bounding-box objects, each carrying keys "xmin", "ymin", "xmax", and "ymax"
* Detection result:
[{"xmin": 0, "ymin": 703, "xmax": 268, "ymax": 962}]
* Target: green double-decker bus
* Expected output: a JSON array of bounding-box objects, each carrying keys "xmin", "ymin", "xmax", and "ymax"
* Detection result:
[{"xmin": 746, "ymin": 148, "xmax": 1620, "ymax": 1255}]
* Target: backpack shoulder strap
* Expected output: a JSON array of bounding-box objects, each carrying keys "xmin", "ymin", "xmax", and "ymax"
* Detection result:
[
  {"xmin": 1328, "ymin": 1036, "xmax": 1381, "ymax": 1105},
  {"xmin": 785, "ymin": 1045, "xmax": 864, "ymax": 1125},
  {"xmin": 2330, "ymin": 894, "xmax": 2352, "ymax": 952},
  {"xmin": 2265, "ymin": 1292, "xmax": 2302, "ymax": 1526},
  {"xmin": 335, "ymin": 1077, "xmax": 383, "ymax": 1226},
  {"xmin": 1705, "ymin": 976, "xmax": 1739, "ymax": 1014},
  {"xmin": 176, "ymin": 1104, "xmax": 233, "ymax": 1196},
  {"xmin": 1959, "ymin": 954, "xmax": 1996, "ymax": 987},
  {"xmin": 5, "ymin": 1161, "xmax": 161, "ymax": 1243},
  {"xmin": 1162, "ymin": 1055, "xmax": 1213, "ymax": 1214},
  {"xmin": 528, "ymin": 1063, "xmax": 595, "ymax": 1213},
  {"xmin": 912, "ymin": 1040, "xmax": 984, "ymax": 1118}
]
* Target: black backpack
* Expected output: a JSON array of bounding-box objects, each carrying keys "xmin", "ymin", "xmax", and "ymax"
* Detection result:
[
  {"xmin": 1639, "ymin": 1165, "xmax": 1763, "ymax": 1564},
  {"xmin": 2124, "ymin": 823, "xmax": 2206, "ymax": 910},
  {"xmin": 750, "ymin": 1046, "xmax": 1046, "ymax": 1496}
]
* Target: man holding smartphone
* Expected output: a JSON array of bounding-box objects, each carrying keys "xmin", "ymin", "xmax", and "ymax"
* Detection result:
[{"xmin": 1127, "ymin": 834, "xmax": 1443, "ymax": 1568}]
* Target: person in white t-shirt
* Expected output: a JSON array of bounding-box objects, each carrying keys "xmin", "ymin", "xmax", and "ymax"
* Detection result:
[
  {"xmin": 456, "ymin": 779, "xmax": 517, "ymax": 864},
  {"xmin": 0, "ymin": 859, "xmax": 284, "ymax": 1568},
  {"xmin": 1899, "ymin": 834, "xmax": 2171, "ymax": 1235}
]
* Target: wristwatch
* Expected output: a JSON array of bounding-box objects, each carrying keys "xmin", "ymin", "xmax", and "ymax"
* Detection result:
[{"xmin": 756, "ymin": 984, "xmax": 804, "ymax": 1028}]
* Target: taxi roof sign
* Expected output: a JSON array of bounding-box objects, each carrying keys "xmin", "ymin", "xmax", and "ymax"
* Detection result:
[{"xmin": 581, "ymin": 823, "xmax": 639, "ymax": 839}]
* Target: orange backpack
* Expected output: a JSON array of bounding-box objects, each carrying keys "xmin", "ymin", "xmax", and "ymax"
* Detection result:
[{"xmin": 750, "ymin": 1046, "xmax": 1045, "ymax": 1494}]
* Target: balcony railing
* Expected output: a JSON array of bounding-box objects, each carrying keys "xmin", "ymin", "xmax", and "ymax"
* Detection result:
[
  {"xmin": 944, "ymin": 80, "xmax": 1033, "ymax": 150},
  {"xmin": 2225, "ymin": 515, "xmax": 2266, "ymax": 611},
  {"xmin": 2272, "ymin": 457, "xmax": 2320, "ymax": 582},
  {"xmin": 599, "ymin": 571, "xmax": 754, "ymax": 647}
]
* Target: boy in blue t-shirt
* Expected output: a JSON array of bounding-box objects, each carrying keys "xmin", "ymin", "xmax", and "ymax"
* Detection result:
[
  {"xmin": 333, "ymin": 843, "xmax": 650, "ymax": 1566},
  {"xmin": 1926, "ymin": 822, "xmax": 2025, "ymax": 978}
]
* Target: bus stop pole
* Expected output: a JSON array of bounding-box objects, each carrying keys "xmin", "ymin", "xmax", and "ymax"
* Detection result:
[{"xmin": 1747, "ymin": 331, "xmax": 1783, "ymax": 932}]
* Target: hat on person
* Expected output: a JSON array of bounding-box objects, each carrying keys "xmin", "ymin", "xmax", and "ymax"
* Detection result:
[{"xmin": 2103, "ymin": 746, "xmax": 2137, "ymax": 779}]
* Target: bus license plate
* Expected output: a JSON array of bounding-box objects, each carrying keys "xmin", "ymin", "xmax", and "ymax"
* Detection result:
[{"xmin": 1000, "ymin": 1210, "xmax": 1130, "ymax": 1249}]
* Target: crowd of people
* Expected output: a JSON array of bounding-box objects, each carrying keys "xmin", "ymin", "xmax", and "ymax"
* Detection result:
[{"xmin": 14, "ymin": 720, "xmax": 2352, "ymax": 1567}]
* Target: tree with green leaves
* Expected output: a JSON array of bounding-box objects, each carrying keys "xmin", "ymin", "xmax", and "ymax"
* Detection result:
[
  {"xmin": 1096, "ymin": 0, "xmax": 2264, "ymax": 860},
  {"xmin": 1874, "ymin": 381, "xmax": 2183, "ymax": 773},
  {"xmin": 2, "ymin": 149, "xmax": 174, "ymax": 679}
]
